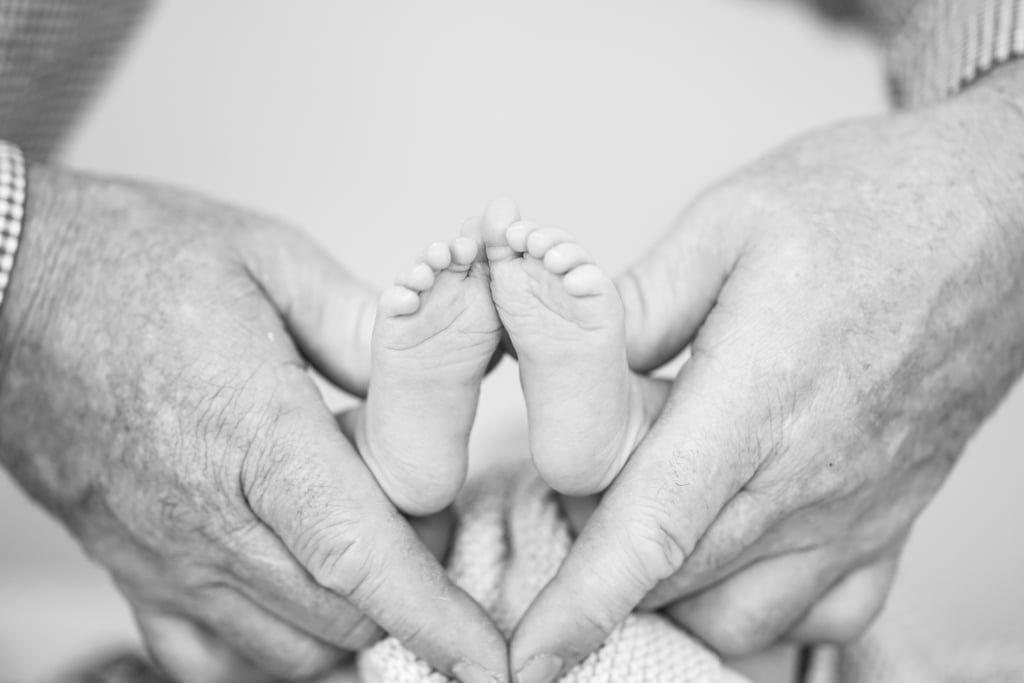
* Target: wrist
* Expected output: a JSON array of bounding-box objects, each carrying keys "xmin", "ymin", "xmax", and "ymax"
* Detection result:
[
  {"xmin": 950, "ymin": 58, "xmax": 1024, "ymax": 232},
  {"xmin": 0, "ymin": 164, "xmax": 78, "ymax": 442},
  {"xmin": 0, "ymin": 143, "xmax": 27, "ymax": 325},
  {"xmin": 966, "ymin": 52, "xmax": 1024, "ymax": 113}
]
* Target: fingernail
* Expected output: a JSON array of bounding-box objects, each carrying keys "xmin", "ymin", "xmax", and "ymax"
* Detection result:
[
  {"xmin": 452, "ymin": 659, "xmax": 500, "ymax": 683},
  {"xmin": 515, "ymin": 654, "xmax": 563, "ymax": 683}
]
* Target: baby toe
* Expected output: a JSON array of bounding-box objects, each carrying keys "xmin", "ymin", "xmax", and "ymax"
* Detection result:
[
  {"xmin": 378, "ymin": 286, "xmax": 421, "ymax": 316},
  {"xmin": 423, "ymin": 242, "xmax": 453, "ymax": 271},
  {"xmin": 544, "ymin": 242, "xmax": 594, "ymax": 274},
  {"xmin": 449, "ymin": 236, "xmax": 480, "ymax": 270},
  {"xmin": 396, "ymin": 262, "xmax": 435, "ymax": 291},
  {"xmin": 526, "ymin": 227, "xmax": 575, "ymax": 259},
  {"xmin": 563, "ymin": 263, "xmax": 611, "ymax": 297},
  {"xmin": 481, "ymin": 197, "xmax": 521, "ymax": 247},
  {"xmin": 506, "ymin": 220, "xmax": 539, "ymax": 253}
]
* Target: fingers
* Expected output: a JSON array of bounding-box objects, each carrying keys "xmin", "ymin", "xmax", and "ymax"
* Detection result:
[
  {"xmin": 242, "ymin": 221, "xmax": 377, "ymax": 396},
  {"xmin": 212, "ymin": 522, "xmax": 385, "ymax": 654},
  {"xmin": 231, "ymin": 509, "xmax": 457, "ymax": 679},
  {"xmin": 615, "ymin": 196, "xmax": 744, "ymax": 372},
  {"xmin": 662, "ymin": 551, "xmax": 839, "ymax": 658},
  {"xmin": 638, "ymin": 487, "xmax": 782, "ymax": 608},
  {"xmin": 786, "ymin": 555, "xmax": 898, "ymax": 644},
  {"xmin": 194, "ymin": 587, "xmax": 346, "ymax": 680},
  {"xmin": 136, "ymin": 610, "xmax": 275, "ymax": 683},
  {"xmin": 656, "ymin": 553, "xmax": 897, "ymax": 659},
  {"xmin": 138, "ymin": 582, "xmax": 356, "ymax": 681},
  {"xmin": 242, "ymin": 390, "xmax": 508, "ymax": 682},
  {"xmin": 509, "ymin": 356, "xmax": 753, "ymax": 680}
]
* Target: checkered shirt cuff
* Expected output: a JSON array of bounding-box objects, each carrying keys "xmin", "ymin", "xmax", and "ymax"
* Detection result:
[
  {"xmin": 890, "ymin": 0, "xmax": 1024, "ymax": 107},
  {"xmin": 0, "ymin": 141, "xmax": 26, "ymax": 312}
]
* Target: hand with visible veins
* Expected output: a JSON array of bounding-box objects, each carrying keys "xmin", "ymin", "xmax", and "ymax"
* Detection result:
[
  {"xmin": 0, "ymin": 167, "xmax": 508, "ymax": 683},
  {"xmin": 508, "ymin": 61, "xmax": 1024, "ymax": 682}
]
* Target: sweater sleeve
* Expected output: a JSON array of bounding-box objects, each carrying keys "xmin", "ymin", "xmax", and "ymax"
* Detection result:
[
  {"xmin": 888, "ymin": 0, "xmax": 1024, "ymax": 107},
  {"xmin": 805, "ymin": 0, "xmax": 920, "ymax": 39},
  {"xmin": 808, "ymin": 0, "xmax": 1024, "ymax": 107},
  {"xmin": 0, "ymin": 0, "xmax": 150, "ymax": 160}
]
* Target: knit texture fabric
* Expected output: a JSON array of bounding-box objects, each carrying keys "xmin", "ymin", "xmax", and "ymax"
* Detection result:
[
  {"xmin": 887, "ymin": 0, "xmax": 1024, "ymax": 106},
  {"xmin": 0, "ymin": 0, "xmax": 150, "ymax": 160},
  {"xmin": 358, "ymin": 468, "xmax": 750, "ymax": 683}
]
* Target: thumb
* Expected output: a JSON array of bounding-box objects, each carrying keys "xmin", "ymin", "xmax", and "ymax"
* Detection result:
[
  {"xmin": 509, "ymin": 356, "xmax": 749, "ymax": 681},
  {"xmin": 241, "ymin": 221, "xmax": 377, "ymax": 396},
  {"xmin": 616, "ymin": 193, "xmax": 743, "ymax": 372},
  {"xmin": 246, "ymin": 390, "xmax": 509, "ymax": 682}
]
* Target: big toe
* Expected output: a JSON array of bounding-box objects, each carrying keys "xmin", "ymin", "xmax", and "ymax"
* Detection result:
[{"xmin": 481, "ymin": 197, "xmax": 522, "ymax": 248}]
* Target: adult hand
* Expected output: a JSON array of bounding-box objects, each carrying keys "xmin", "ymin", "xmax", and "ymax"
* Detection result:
[
  {"xmin": 0, "ymin": 168, "xmax": 507, "ymax": 683},
  {"xmin": 509, "ymin": 62, "xmax": 1024, "ymax": 680}
]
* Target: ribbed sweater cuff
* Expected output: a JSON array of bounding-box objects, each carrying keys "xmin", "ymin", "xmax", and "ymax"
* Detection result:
[{"xmin": 888, "ymin": 0, "xmax": 1024, "ymax": 107}]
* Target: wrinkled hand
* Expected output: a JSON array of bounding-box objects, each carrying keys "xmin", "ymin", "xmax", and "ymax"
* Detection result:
[
  {"xmin": 510, "ymin": 63, "xmax": 1024, "ymax": 677},
  {"xmin": 0, "ymin": 168, "xmax": 507, "ymax": 682}
]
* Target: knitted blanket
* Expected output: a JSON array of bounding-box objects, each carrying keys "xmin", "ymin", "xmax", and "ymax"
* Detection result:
[{"xmin": 358, "ymin": 468, "xmax": 751, "ymax": 683}]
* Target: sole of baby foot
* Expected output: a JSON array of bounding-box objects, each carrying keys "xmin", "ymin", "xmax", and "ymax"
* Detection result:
[
  {"xmin": 481, "ymin": 198, "xmax": 645, "ymax": 495},
  {"xmin": 357, "ymin": 235, "xmax": 501, "ymax": 516}
]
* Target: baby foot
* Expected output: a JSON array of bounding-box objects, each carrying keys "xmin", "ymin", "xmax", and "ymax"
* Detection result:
[
  {"xmin": 354, "ymin": 232, "xmax": 501, "ymax": 515},
  {"xmin": 482, "ymin": 198, "xmax": 659, "ymax": 495}
]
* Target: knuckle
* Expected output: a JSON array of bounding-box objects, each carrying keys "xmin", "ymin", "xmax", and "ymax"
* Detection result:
[
  {"xmin": 176, "ymin": 563, "xmax": 233, "ymax": 599},
  {"xmin": 337, "ymin": 615, "xmax": 384, "ymax": 651},
  {"xmin": 216, "ymin": 519, "xmax": 270, "ymax": 566},
  {"xmin": 686, "ymin": 522, "xmax": 752, "ymax": 579},
  {"xmin": 386, "ymin": 614, "xmax": 434, "ymax": 654},
  {"xmin": 621, "ymin": 507, "xmax": 692, "ymax": 587},
  {"xmin": 298, "ymin": 518, "xmax": 382, "ymax": 602},
  {"xmin": 574, "ymin": 607, "xmax": 622, "ymax": 648}
]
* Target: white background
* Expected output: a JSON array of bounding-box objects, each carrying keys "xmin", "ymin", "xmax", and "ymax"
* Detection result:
[{"xmin": 2, "ymin": 2, "xmax": 1022, "ymax": 681}]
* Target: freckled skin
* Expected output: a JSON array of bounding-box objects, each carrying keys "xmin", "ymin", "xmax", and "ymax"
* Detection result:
[{"xmin": 0, "ymin": 168, "xmax": 508, "ymax": 681}]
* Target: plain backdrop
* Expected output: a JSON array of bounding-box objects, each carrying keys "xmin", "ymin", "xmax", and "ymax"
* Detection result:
[{"xmin": 1, "ymin": 2, "xmax": 1022, "ymax": 681}]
